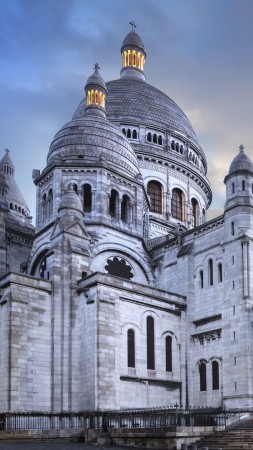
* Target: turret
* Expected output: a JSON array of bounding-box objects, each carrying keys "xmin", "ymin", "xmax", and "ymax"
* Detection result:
[
  {"xmin": 120, "ymin": 21, "xmax": 146, "ymax": 81},
  {"xmin": 85, "ymin": 63, "xmax": 108, "ymax": 118}
]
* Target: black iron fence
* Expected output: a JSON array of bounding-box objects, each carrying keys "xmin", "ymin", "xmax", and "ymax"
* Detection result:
[{"xmin": 0, "ymin": 407, "xmax": 251, "ymax": 431}]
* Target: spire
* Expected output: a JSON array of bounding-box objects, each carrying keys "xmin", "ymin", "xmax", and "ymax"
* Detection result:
[
  {"xmin": 0, "ymin": 149, "xmax": 15, "ymax": 177},
  {"xmin": 84, "ymin": 64, "xmax": 108, "ymax": 118},
  {"xmin": 0, "ymin": 149, "xmax": 31, "ymax": 221},
  {"xmin": 120, "ymin": 22, "xmax": 146, "ymax": 81}
]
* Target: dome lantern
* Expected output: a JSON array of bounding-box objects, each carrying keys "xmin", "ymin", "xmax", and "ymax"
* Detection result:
[
  {"xmin": 120, "ymin": 22, "xmax": 146, "ymax": 81},
  {"xmin": 84, "ymin": 63, "xmax": 108, "ymax": 118}
]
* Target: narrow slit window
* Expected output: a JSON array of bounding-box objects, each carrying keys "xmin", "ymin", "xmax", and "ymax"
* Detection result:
[
  {"xmin": 212, "ymin": 361, "xmax": 219, "ymax": 390},
  {"xmin": 83, "ymin": 184, "xmax": 92, "ymax": 212},
  {"xmin": 199, "ymin": 362, "xmax": 207, "ymax": 391},
  {"xmin": 218, "ymin": 263, "xmax": 223, "ymax": 283},
  {"xmin": 209, "ymin": 259, "xmax": 213, "ymax": 286},
  {"xmin": 127, "ymin": 329, "xmax": 135, "ymax": 368},
  {"xmin": 165, "ymin": 335, "xmax": 172, "ymax": 372},
  {"xmin": 147, "ymin": 316, "xmax": 155, "ymax": 370}
]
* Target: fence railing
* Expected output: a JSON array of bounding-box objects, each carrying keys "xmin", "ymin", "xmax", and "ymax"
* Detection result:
[{"xmin": 0, "ymin": 408, "xmax": 252, "ymax": 431}]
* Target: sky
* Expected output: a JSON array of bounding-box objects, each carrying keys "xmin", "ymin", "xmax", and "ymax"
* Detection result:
[{"xmin": 1, "ymin": 0, "xmax": 253, "ymax": 222}]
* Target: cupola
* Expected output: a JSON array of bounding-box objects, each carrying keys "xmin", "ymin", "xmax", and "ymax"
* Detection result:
[
  {"xmin": 120, "ymin": 22, "xmax": 146, "ymax": 81},
  {"xmin": 85, "ymin": 63, "xmax": 108, "ymax": 118},
  {"xmin": 224, "ymin": 145, "xmax": 253, "ymax": 211}
]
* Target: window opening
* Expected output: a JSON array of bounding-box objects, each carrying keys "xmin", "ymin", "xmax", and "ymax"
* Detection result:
[
  {"xmin": 171, "ymin": 188, "xmax": 184, "ymax": 221},
  {"xmin": 200, "ymin": 270, "xmax": 204, "ymax": 289},
  {"xmin": 127, "ymin": 329, "xmax": 135, "ymax": 368},
  {"xmin": 83, "ymin": 184, "xmax": 92, "ymax": 212},
  {"xmin": 199, "ymin": 362, "xmax": 207, "ymax": 391},
  {"xmin": 121, "ymin": 194, "xmax": 130, "ymax": 222},
  {"xmin": 231, "ymin": 221, "xmax": 235, "ymax": 236},
  {"xmin": 165, "ymin": 335, "xmax": 172, "ymax": 372},
  {"xmin": 191, "ymin": 198, "xmax": 199, "ymax": 227},
  {"xmin": 209, "ymin": 259, "xmax": 213, "ymax": 286},
  {"xmin": 147, "ymin": 181, "xmax": 163, "ymax": 214},
  {"xmin": 147, "ymin": 316, "xmax": 155, "ymax": 370},
  {"xmin": 218, "ymin": 263, "xmax": 223, "ymax": 283},
  {"xmin": 109, "ymin": 189, "xmax": 118, "ymax": 218},
  {"xmin": 212, "ymin": 361, "xmax": 219, "ymax": 390}
]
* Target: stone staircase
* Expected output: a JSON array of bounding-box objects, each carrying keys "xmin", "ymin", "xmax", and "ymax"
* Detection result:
[{"xmin": 195, "ymin": 418, "xmax": 253, "ymax": 449}]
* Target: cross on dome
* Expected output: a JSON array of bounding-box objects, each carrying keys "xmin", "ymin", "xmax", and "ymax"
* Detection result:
[
  {"xmin": 239, "ymin": 144, "xmax": 244, "ymax": 153},
  {"xmin": 94, "ymin": 63, "xmax": 100, "ymax": 71},
  {"xmin": 129, "ymin": 20, "xmax": 137, "ymax": 31}
]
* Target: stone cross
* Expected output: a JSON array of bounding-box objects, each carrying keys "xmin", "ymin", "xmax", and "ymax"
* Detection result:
[{"xmin": 130, "ymin": 20, "xmax": 137, "ymax": 30}]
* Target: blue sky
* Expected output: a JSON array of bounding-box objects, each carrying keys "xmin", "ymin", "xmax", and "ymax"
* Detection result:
[{"xmin": 1, "ymin": 0, "xmax": 253, "ymax": 221}]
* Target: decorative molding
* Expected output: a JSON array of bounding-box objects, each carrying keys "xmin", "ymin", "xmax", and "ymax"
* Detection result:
[{"xmin": 191, "ymin": 328, "xmax": 222, "ymax": 345}]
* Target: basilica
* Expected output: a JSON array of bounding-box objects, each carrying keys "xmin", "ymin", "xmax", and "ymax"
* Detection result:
[{"xmin": 0, "ymin": 25, "xmax": 252, "ymax": 413}]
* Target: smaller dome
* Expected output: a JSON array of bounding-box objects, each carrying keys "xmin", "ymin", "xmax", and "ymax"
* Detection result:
[
  {"xmin": 85, "ymin": 63, "xmax": 108, "ymax": 93},
  {"xmin": 121, "ymin": 31, "xmax": 146, "ymax": 55},
  {"xmin": 228, "ymin": 145, "xmax": 253, "ymax": 176}
]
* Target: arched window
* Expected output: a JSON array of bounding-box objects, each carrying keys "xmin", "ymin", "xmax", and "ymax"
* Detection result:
[
  {"xmin": 147, "ymin": 181, "xmax": 163, "ymax": 214},
  {"xmin": 176, "ymin": 143, "xmax": 179, "ymax": 152},
  {"xmin": 121, "ymin": 194, "xmax": 130, "ymax": 222},
  {"xmin": 48, "ymin": 189, "xmax": 53, "ymax": 216},
  {"xmin": 212, "ymin": 361, "xmax": 219, "ymax": 390},
  {"xmin": 147, "ymin": 316, "xmax": 155, "ymax": 370},
  {"xmin": 109, "ymin": 189, "xmax": 119, "ymax": 218},
  {"xmin": 200, "ymin": 270, "xmax": 204, "ymax": 289},
  {"xmin": 180, "ymin": 145, "xmax": 184, "ymax": 155},
  {"xmin": 191, "ymin": 198, "xmax": 199, "ymax": 227},
  {"xmin": 133, "ymin": 129, "xmax": 138, "ymax": 139},
  {"xmin": 171, "ymin": 188, "xmax": 184, "ymax": 221},
  {"xmin": 199, "ymin": 362, "xmax": 207, "ymax": 391},
  {"xmin": 165, "ymin": 335, "xmax": 172, "ymax": 372},
  {"xmin": 127, "ymin": 329, "xmax": 135, "ymax": 368},
  {"xmin": 158, "ymin": 135, "xmax": 163, "ymax": 145},
  {"xmin": 209, "ymin": 259, "xmax": 213, "ymax": 286},
  {"xmin": 122, "ymin": 128, "xmax": 126, "ymax": 136},
  {"xmin": 242, "ymin": 180, "xmax": 245, "ymax": 191},
  {"xmin": 42, "ymin": 193, "xmax": 47, "ymax": 221},
  {"xmin": 218, "ymin": 263, "xmax": 223, "ymax": 283},
  {"xmin": 147, "ymin": 132, "xmax": 152, "ymax": 142},
  {"xmin": 232, "ymin": 182, "xmax": 235, "ymax": 194},
  {"xmin": 83, "ymin": 184, "xmax": 92, "ymax": 212},
  {"xmin": 127, "ymin": 129, "xmax": 131, "ymax": 138},
  {"xmin": 153, "ymin": 134, "xmax": 157, "ymax": 144},
  {"xmin": 171, "ymin": 140, "xmax": 175, "ymax": 150}
]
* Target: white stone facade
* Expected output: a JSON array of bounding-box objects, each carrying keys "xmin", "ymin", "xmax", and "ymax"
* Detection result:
[{"xmin": 0, "ymin": 28, "xmax": 253, "ymax": 413}]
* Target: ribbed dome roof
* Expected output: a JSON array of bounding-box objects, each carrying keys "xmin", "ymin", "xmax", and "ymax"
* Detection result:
[
  {"xmin": 121, "ymin": 31, "xmax": 145, "ymax": 53},
  {"xmin": 73, "ymin": 78, "xmax": 197, "ymax": 141},
  {"xmin": 228, "ymin": 145, "xmax": 253, "ymax": 175},
  {"xmin": 47, "ymin": 115, "xmax": 140, "ymax": 177}
]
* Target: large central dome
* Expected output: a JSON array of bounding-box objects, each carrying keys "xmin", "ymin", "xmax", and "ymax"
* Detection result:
[
  {"xmin": 71, "ymin": 25, "xmax": 211, "ymax": 237},
  {"xmin": 73, "ymin": 78, "xmax": 196, "ymax": 141}
]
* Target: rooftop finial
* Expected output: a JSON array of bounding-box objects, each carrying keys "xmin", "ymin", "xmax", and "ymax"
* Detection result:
[
  {"xmin": 94, "ymin": 63, "xmax": 100, "ymax": 71},
  {"xmin": 239, "ymin": 144, "xmax": 244, "ymax": 153},
  {"xmin": 5, "ymin": 149, "xmax": 10, "ymax": 153},
  {"xmin": 129, "ymin": 20, "xmax": 136, "ymax": 31}
]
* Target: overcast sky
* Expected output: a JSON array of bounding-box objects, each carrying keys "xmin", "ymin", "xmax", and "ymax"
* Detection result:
[{"xmin": 1, "ymin": 0, "xmax": 253, "ymax": 221}]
